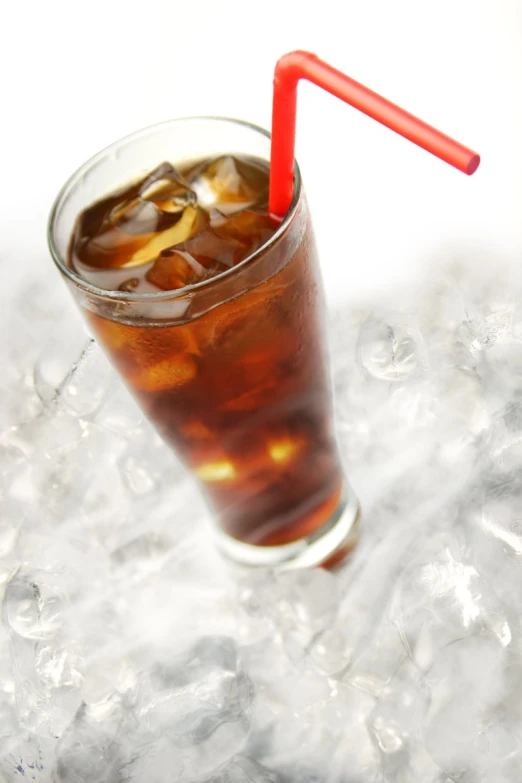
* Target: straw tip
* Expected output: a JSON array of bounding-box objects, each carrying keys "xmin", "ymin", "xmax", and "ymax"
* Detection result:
[{"xmin": 466, "ymin": 154, "xmax": 480, "ymax": 176}]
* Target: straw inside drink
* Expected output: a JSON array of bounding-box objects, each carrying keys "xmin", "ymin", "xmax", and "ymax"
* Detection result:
[{"xmin": 269, "ymin": 51, "xmax": 480, "ymax": 219}]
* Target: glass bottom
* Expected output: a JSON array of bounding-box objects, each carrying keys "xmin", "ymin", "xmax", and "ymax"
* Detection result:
[{"xmin": 214, "ymin": 480, "xmax": 360, "ymax": 570}]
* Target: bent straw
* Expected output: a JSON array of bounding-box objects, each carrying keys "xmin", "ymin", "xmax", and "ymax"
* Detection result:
[{"xmin": 269, "ymin": 51, "xmax": 480, "ymax": 218}]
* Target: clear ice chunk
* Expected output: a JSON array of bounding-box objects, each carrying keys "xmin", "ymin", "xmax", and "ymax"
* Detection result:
[
  {"xmin": 135, "ymin": 636, "xmax": 253, "ymax": 776},
  {"xmin": 54, "ymin": 695, "xmax": 131, "ymax": 783},
  {"xmin": 34, "ymin": 326, "xmax": 114, "ymax": 419},
  {"xmin": 139, "ymin": 162, "xmax": 197, "ymax": 213},
  {"xmin": 188, "ymin": 155, "xmax": 268, "ymax": 211},
  {"xmin": 357, "ymin": 311, "xmax": 428, "ymax": 382}
]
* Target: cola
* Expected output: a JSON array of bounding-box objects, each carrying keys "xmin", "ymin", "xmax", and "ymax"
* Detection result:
[{"xmin": 67, "ymin": 153, "xmax": 344, "ymax": 547}]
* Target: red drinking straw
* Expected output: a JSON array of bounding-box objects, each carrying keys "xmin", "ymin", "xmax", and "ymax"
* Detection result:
[{"xmin": 269, "ymin": 51, "xmax": 480, "ymax": 219}]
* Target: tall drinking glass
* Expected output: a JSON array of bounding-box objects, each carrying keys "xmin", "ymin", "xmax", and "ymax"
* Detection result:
[{"xmin": 48, "ymin": 117, "xmax": 359, "ymax": 568}]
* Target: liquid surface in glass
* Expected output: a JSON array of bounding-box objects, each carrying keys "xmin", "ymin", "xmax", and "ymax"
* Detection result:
[{"xmin": 69, "ymin": 156, "xmax": 276, "ymax": 292}]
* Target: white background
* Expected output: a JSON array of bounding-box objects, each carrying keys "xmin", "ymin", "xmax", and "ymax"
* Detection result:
[{"xmin": 1, "ymin": 0, "xmax": 521, "ymax": 306}]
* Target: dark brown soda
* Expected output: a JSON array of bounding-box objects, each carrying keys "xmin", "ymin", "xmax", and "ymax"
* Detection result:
[{"xmin": 68, "ymin": 155, "xmax": 343, "ymax": 545}]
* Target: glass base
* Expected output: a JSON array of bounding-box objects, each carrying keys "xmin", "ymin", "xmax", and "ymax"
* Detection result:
[{"xmin": 214, "ymin": 481, "xmax": 360, "ymax": 570}]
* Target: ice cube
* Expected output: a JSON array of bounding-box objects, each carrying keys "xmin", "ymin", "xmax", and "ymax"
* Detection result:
[
  {"xmin": 4, "ymin": 569, "xmax": 65, "ymax": 641},
  {"xmin": 110, "ymin": 197, "xmax": 163, "ymax": 234},
  {"xmin": 243, "ymin": 569, "xmax": 338, "ymax": 636},
  {"xmin": 357, "ymin": 312, "xmax": 428, "ymax": 382},
  {"xmin": 76, "ymin": 458, "xmax": 132, "ymax": 551},
  {"xmin": 219, "ymin": 344, "xmax": 284, "ymax": 413},
  {"xmin": 146, "ymin": 249, "xmax": 205, "ymax": 289},
  {"xmin": 77, "ymin": 198, "xmax": 201, "ymax": 275},
  {"xmin": 368, "ymin": 661, "xmax": 440, "ymax": 783},
  {"xmin": 23, "ymin": 639, "xmax": 84, "ymax": 732},
  {"xmin": 203, "ymin": 287, "xmax": 280, "ymax": 362},
  {"xmin": 34, "ymin": 328, "xmax": 114, "ymax": 419},
  {"xmin": 4, "ymin": 566, "xmax": 85, "ymax": 737},
  {"xmin": 118, "ymin": 426, "xmax": 185, "ymax": 489},
  {"xmin": 110, "ymin": 532, "xmax": 175, "ymax": 579},
  {"xmin": 139, "ymin": 162, "xmax": 197, "ymax": 214},
  {"xmin": 394, "ymin": 549, "xmax": 511, "ymax": 673},
  {"xmin": 239, "ymin": 569, "xmax": 343, "ymax": 678},
  {"xmin": 136, "ymin": 636, "xmax": 253, "ymax": 775},
  {"xmin": 77, "ymin": 224, "xmax": 152, "ymax": 271},
  {"xmin": 145, "ymin": 226, "xmax": 245, "ymax": 291},
  {"xmin": 487, "ymin": 399, "xmax": 522, "ymax": 472},
  {"xmin": 182, "ymin": 226, "xmax": 249, "ymax": 268},
  {"xmin": 247, "ymin": 684, "xmax": 378, "ymax": 783},
  {"xmin": 119, "ymin": 736, "xmax": 185, "ymax": 783},
  {"xmin": 188, "ymin": 155, "xmax": 268, "ymax": 211},
  {"xmin": 346, "ymin": 617, "xmax": 408, "ymax": 697},
  {"xmin": 94, "ymin": 381, "xmax": 143, "ymax": 438},
  {"xmin": 423, "ymin": 636, "xmax": 521, "ymax": 781},
  {"xmin": 458, "ymin": 297, "xmax": 515, "ymax": 352},
  {"xmin": 75, "ymin": 163, "xmax": 199, "ymax": 276},
  {"xmin": 146, "ymin": 245, "xmax": 231, "ymax": 290},
  {"xmin": 56, "ymin": 341, "xmax": 115, "ymax": 420},
  {"xmin": 92, "ymin": 317, "xmax": 200, "ymax": 394},
  {"xmin": 211, "ymin": 209, "xmax": 275, "ymax": 251},
  {"xmin": 54, "ymin": 694, "xmax": 132, "ymax": 783},
  {"xmin": 33, "ymin": 423, "xmax": 116, "ymax": 519},
  {"xmin": 33, "ymin": 320, "xmax": 89, "ymax": 407}
]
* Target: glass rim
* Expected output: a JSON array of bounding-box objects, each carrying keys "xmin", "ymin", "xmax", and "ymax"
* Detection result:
[{"xmin": 47, "ymin": 115, "xmax": 302, "ymax": 303}]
